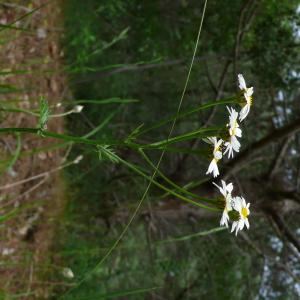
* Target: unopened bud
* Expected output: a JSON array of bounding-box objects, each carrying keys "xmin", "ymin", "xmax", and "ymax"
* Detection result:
[
  {"xmin": 62, "ymin": 267, "xmax": 74, "ymax": 279},
  {"xmin": 73, "ymin": 105, "xmax": 84, "ymax": 113},
  {"xmin": 73, "ymin": 155, "xmax": 83, "ymax": 164}
]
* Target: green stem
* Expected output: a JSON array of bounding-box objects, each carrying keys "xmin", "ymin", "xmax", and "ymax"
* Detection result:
[
  {"xmin": 139, "ymin": 148, "xmax": 214, "ymax": 203},
  {"xmin": 0, "ymin": 126, "xmax": 225, "ymax": 151},
  {"xmin": 141, "ymin": 127, "xmax": 225, "ymax": 149},
  {"xmin": 0, "ymin": 127, "xmax": 219, "ymax": 210},
  {"xmin": 0, "ymin": 107, "xmax": 39, "ymax": 116},
  {"xmin": 0, "ymin": 127, "xmax": 126, "ymax": 147},
  {"xmin": 99, "ymin": 146, "xmax": 218, "ymax": 212},
  {"xmin": 136, "ymin": 97, "xmax": 236, "ymax": 137}
]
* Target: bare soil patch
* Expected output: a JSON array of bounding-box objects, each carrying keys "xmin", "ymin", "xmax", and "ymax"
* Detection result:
[{"xmin": 0, "ymin": 1, "xmax": 69, "ymax": 297}]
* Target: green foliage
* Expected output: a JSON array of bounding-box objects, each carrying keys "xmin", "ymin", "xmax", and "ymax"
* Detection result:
[{"xmin": 249, "ymin": 0, "xmax": 300, "ymax": 88}]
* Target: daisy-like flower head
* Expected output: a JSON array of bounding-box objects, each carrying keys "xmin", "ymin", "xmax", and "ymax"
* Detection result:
[
  {"xmin": 224, "ymin": 107, "xmax": 242, "ymax": 159},
  {"xmin": 205, "ymin": 137, "xmax": 223, "ymax": 178},
  {"xmin": 231, "ymin": 196, "xmax": 250, "ymax": 235},
  {"xmin": 238, "ymin": 74, "xmax": 254, "ymax": 122},
  {"xmin": 213, "ymin": 180, "xmax": 233, "ymax": 227}
]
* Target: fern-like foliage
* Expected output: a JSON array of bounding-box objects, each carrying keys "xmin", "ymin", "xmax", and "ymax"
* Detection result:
[{"xmin": 97, "ymin": 145, "xmax": 119, "ymax": 164}]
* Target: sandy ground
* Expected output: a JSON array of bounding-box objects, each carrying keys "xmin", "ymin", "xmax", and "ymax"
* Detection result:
[{"xmin": 0, "ymin": 1, "xmax": 70, "ymax": 297}]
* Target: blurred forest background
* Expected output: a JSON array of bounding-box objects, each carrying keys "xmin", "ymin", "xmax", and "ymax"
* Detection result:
[{"xmin": 0, "ymin": 0, "xmax": 300, "ymax": 299}]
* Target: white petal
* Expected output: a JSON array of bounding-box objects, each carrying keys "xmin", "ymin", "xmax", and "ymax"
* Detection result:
[
  {"xmin": 241, "ymin": 197, "xmax": 246, "ymax": 207},
  {"xmin": 226, "ymin": 106, "xmax": 232, "ymax": 114},
  {"xmin": 246, "ymin": 87, "xmax": 254, "ymax": 97},
  {"xmin": 232, "ymin": 197, "xmax": 242, "ymax": 211},
  {"xmin": 235, "ymin": 127, "xmax": 242, "ymax": 138},
  {"xmin": 215, "ymin": 139, "xmax": 223, "ymax": 148},
  {"xmin": 203, "ymin": 137, "xmax": 216, "ymax": 145},
  {"xmin": 223, "ymin": 143, "xmax": 229, "ymax": 154},
  {"xmin": 226, "ymin": 183, "xmax": 233, "ymax": 193},
  {"xmin": 213, "ymin": 182, "xmax": 221, "ymax": 190},
  {"xmin": 221, "ymin": 180, "xmax": 227, "ymax": 191},
  {"xmin": 238, "ymin": 74, "xmax": 247, "ymax": 90},
  {"xmin": 235, "ymin": 224, "xmax": 240, "ymax": 235},
  {"xmin": 213, "ymin": 181, "xmax": 226, "ymax": 197},
  {"xmin": 239, "ymin": 105, "xmax": 250, "ymax": 122},
  {"xmin": 245, "ymin": 218, "xmax": 250, "ymax": 229},
  {"xmin": 228, "ymin": 109, "xmax": 239, "ymax": 128},
  {"xmin": 231, "ymin": 221, "xmax": 237, "ymax": 233},
  {"xmin": 220, "ymin": 211, "xmax": 229, "ymax": 227},
  {"xmin": 206, "ymin": 160, "xmax": 219, "ymax": 177},
  {"xmin": 213, "ymin": 164, "xmax": 219, "ymax": 177},
  {"xmin": 235, "ymin": 224, "xmax": 239, "ymax": 236},
  {"xmin": 206, "ymin": 159, "xmax": 215, "ymax": 175},
  {"xmin": 239, "ymin": 219, "xmax": 245, "ymax": 231},
  {"xmin": 225, "ymin": 144, "xmax": 234, "ymax": 159},
  {"xmin": 231, "ymin": 136, "xmax": 241, "ymax": 151}
]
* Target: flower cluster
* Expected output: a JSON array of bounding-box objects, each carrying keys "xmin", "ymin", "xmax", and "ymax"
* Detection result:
[
  {"xmin": 205, "ymin": 74, "xmax": 253, "ymax": 177},
  {"xmin": 214, "ymin": 180, "xmax": 250, "ymax": 235},
  {"xmin": 203, "ymin": 74, "xmax": 253, "ymax": 234}
]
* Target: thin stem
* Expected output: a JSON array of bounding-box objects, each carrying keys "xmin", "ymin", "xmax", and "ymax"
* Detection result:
[
  {"xmin": 0, "ymin": 106, "xmax": 81, "ymax": 118},
  {"xmin": 136, "ymin": 97, "xmax": 236, "ymax": 137},
  {"xmin": 139, "ymin": 149, "xmax": 214, "ymax": 203},
  {"xmin": 0, "ymin": 126, "xmax": 225, "ymax": 151},
  {"xmin": 0, "ymin": 157, "xmax": 79, "ymax": 191},
  {"xmin": 141, "ymin": 127, "xmax": 225, "ymax": 149}
]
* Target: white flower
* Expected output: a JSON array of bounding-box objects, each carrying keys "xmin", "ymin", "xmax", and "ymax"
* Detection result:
[
  {"xmin": 224, "ymin": 107, "xmax": 242, "ymax": 158},
  {"xmin": 238, "ymin": 74, "xmax": 253, "ymax": 122},
  {"xmin": 231, "ymin": 196, "xmax": 250, "ymax": 235},
  {"xmin": 205, "ymin": 137, "xmax": 223, "ymax": 177},
  {"xmin": 213, "ymin": 180, "xmax": 233, "ymax": 227}
]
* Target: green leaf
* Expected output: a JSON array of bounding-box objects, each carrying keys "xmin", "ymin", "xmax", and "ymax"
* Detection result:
[{"xmin": 38, "ymin": 96, "xmax": 50, "ymax": 131}]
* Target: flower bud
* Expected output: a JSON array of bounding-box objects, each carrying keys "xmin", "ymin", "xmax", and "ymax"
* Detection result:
[{"xmin": 73, "ymin": 105, "xmax": 84, "ymax": 113}]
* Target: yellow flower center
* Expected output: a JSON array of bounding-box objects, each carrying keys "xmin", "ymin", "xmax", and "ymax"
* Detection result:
[
  {"xmin": 241, "ymin": 207, "xmax": 249, "ymax": 218},
  {"xmin": 231, "ymin": 121, "xmax": 238, "ymax": 136}
]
